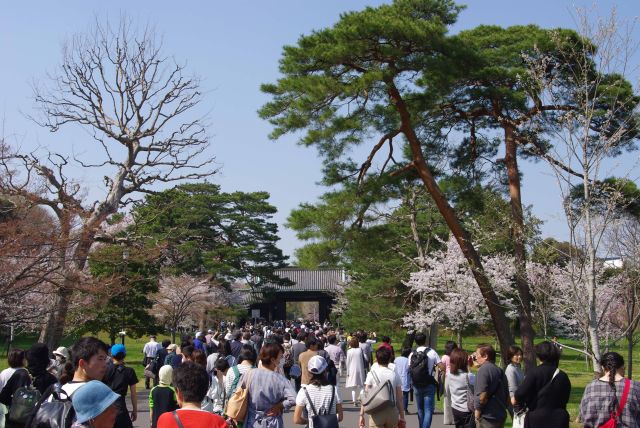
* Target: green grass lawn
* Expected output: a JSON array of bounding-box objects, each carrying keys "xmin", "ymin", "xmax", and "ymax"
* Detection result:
[{"xmin": 2, "ymin": 331, "xmax": 637, "ymax": 427}]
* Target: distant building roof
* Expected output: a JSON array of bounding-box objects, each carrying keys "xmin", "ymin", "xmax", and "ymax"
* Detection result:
[
  {"xmin": 237, "ymin": 268, "xmax": 346, "ymax": 306},
  {"xmin": 262, "ymin": 268, "xmax": 345, "ymax": 293}
]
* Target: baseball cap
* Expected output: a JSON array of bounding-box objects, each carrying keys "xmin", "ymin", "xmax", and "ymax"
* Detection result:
[
  {"xmin": 308, "ymin": 355, "xmax": 328, "ymax": 374},
  {"xmin": 73, "ymin": 381, "xmax": 120, "ymax": 424},
  {"xmin": 167, "ymin": 344, "xmax": 177, "ymax": 351},
  {"xmin": 111, "ymin": 344, "xmax": 126, "ymax": 357}
]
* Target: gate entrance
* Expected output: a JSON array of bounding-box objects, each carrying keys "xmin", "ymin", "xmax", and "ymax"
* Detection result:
[
  {"xmin": 286, "ymin": 301, "xmax": 320, "ymax": 322},
  {"xmin": 243, "ymin": 268, "xmax": 345, "ymax": 323}
]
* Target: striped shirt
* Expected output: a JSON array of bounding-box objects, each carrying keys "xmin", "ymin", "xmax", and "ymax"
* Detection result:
[
  {"xmin": 295, "ymin": 384, "xmax": 341, "ymax": 428},
  {"xmin": 580, "ymin": 378, "xmax": 640, "ymax": 427}
]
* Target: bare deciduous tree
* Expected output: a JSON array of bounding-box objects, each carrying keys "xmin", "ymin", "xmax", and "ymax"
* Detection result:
[
  {"xmin": 526, "ymin": 7, "xmax": 639, "ymax": 373},
  {"xmin": 0, "ymin": 19, "xmax": 216, "ymax": 348}
]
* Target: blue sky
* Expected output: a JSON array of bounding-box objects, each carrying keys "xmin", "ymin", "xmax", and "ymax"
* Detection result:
[{"xmin": 1, "ymin": 1, "xmax": 638, "ymax": 259}]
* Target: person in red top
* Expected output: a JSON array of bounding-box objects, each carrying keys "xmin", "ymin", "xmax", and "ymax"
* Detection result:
[
  {"xmin": 378, "ymin": 336, "xmax": 395, "ymax": 359},
  {"xmin": 157, "ymin": 362, "xmax": 226, "ymax": 428}
]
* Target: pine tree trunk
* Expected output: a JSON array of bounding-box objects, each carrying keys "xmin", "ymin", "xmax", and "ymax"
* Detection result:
[
  {"xmin": 504, "ymin": 124, "xmax": 536, "ymax": 371},
  {"xmin": 386, "ymin": 81, "xmax": 514, "ymax": 363}
]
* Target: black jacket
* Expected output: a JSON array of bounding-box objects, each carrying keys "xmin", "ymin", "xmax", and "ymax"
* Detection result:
[
  {"xmin": 514, "ymin": 362, "xmax": 571, "ymax": 428},
  {"xmin": 0, "ymin": 368, "xmax": 31, "ymax": 406}
]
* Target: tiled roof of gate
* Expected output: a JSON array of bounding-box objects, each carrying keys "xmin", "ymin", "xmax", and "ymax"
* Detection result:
[
  {"xmin": 237, "ymin": 268, "xmax": 345, "ymax": 305},
  {"xmin": 262, "ymin": 268, "xmax": 345, "ymax": 292}
]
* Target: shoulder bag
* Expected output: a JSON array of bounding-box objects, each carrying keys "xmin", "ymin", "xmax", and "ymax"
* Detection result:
[
  {"xmin": 361, "ymin": 370, "xmax": 395, "ymax": 415},
  {"xmin": 465, "ymin": 373, "xmax": 475, "ymax": 412},
  {"xmin": 599, "ymin": 378, "xmax": 631, "ymax": 428},
  {"xmin": 225, "ymin": 369, "xmax": 254, "ymax": 422},
  {"xmin": 303, "ymin": 386, "xmax": 339, "ymax": 428}
]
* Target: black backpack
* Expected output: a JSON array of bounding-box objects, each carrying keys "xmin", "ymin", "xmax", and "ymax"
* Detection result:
[
  {"xmin": 409, "ymin": 349, "xmax": 438, "ymax": 388},
  {"xmin": 27, "ymin": 383, "xmax": 75, "ymax": 428}
]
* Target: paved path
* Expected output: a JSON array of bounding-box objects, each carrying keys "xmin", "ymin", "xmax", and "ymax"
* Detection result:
[{"xmin": 129, "ymin": 375, "xmax": 446, "ymax": 428}]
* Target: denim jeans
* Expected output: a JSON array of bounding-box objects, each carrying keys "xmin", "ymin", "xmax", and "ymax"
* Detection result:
[
  {"xmin": 403, "ymin": 390, "xmax": 410, "ymax": 412},
  {"xmin": 414, "ymin": 384, "xmax": 436, "ymax": 428}
]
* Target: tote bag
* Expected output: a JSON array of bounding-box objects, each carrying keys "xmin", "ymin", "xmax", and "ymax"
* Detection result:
[
  {"xmin": 361, "ymin": 370, "xmax": 395, "ymax": 415},
  {"xmin": 225, "ymin": 369, "xmax": 254, "ymax": 421}
]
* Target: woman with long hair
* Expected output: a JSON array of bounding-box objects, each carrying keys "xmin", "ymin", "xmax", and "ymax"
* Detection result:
[{"xmin": 580, "ymin": 352, "xmax": 640, "ymax": 427}]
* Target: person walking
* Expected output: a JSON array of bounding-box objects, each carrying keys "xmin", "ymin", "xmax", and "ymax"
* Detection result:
[
  {"xmin": 293, "ymin": 355, "xmax": 343, "ymax": 428},
  {"xmin": 149, "ymin": 366, "xmax": 179, "ymax": 428},
  {"xmin": 224, "ymin": 347, "xmax": 257, "ymax": 399},
  {"xmin": 165, "ymin": 344, "xmax": 179, "ymax": 367},
  {"xmin": 579, "ymin": 351, "xmax": 640, "ymax": 427},
  {"xmin": 394, "ymin": 348, "xmax": 412, "ymax": 416},
  {"xmin": 514, "ymin": 341, "xmax": 570, "ymax": 428},
  {"xmin": 473, "ymin": 344, "xmax": 509, "ymax": 428},
  {"xmin": 0, "ymin": 349, "xmax": 30, "ymax": 428},
  {"xmin": 345, "ymin": 337, "xmax": 365, "ymax": 405},
  {"xmin": 51, "ymin": 347, "xmax": 70, "ymax": 380},
  {"xmin": 359, "ymin": 347, "xmax": 406, "ymax": 428},
  {"xmin": 445, "ymin": 349, "xmax": 475, "ymax": 428},
  {"xmin": 25, "ymin": 344, "xmax": 57, "ymax": 394},
  {"xmin": 358, "ymin": 333, "xmax": 373, "ymax": 371},
  {"xmin": 409, "ymin": 332, "xmax": 442, "ymax": 428},
  {"xmin": 324, "ymin": 335, "xmax": 345, "ymax": 378},
  {"xmin": 298, "ymin": 338, "xmax": 320, "ymax": 388},
  {"xmin": 291, "ymin": 333, "xmax": 307, "ymax": 392},
  {"xmin": 231, "ymin": 343, "xmax": 296, "ymax": 428},
  {"xmin": 71, "ymin": 380, "xmax": 120, "ymax": 428},
  {"xmin": 103, "ymin": 344, "xmax": 138, "ymax": 428},
  {"xmin": 143, "ymin": 336, "xmax": 160, "ymax": 389},
  {"xmin": 157, "ymin": 362, "xmax": 226, "ymax": 428}
]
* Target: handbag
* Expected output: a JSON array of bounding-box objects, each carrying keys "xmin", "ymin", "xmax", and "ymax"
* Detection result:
[
  {"xmin": 225, "ymin": 369, "xmax": 254, "ymax": 421},
  {"xmin": 289, "ymin": 364, "xmax": 302, "ymax": 378},
  {"xmin": 361, "ymin": 370, "xmax": 395, "ymax": 415},
  {"xmin": 514, "ymin": 368, "xmax": 559, "ymax": 428},
  {"xmin": 466, "ymin": 373, "xmax": 475, "ymax": 412},
  {"xmin": 302, "ymin": 386, "xmax": 339, "ymax": 428},
  {"xmin": 599, "ymin": 378, "xmax": 631, "ymax": 428}
]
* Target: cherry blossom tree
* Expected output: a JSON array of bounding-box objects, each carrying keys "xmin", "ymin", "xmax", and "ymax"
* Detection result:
[
  {"xmin": 403, "ymin": 237, "xmax": 516, "ymax": 347},
  {"xmin": 153, "ymin": 274, "xmax": 234, "ymax": 342}
]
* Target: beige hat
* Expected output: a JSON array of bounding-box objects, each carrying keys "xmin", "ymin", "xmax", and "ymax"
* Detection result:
[
  {"xmin": 167, "ymin": 344, "xmax": 177, "ymax": 351},
  {"xmin": 53, "ymin": 346, "xmax": 70, "ymax": 360},
  {"xmin": 158, "ymin": 365, "xmax": 173, "ymax": 386}
]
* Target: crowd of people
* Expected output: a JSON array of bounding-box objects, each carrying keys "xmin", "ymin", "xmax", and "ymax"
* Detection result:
[{"xmin": 0, "ymin": 321, "xmax": 639, "ymax": 428}]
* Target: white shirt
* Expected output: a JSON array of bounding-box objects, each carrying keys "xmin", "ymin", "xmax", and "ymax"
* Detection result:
[
  {"xmin": 143, "ymin": 341, "xmax": 159, "ymax": 358},
  {"xmin": 296, "ymin": 384, "xmax": 341, "ymax": 428},
  {"xmin": 0, "ymin": 368, "xmax": 17, "ymax": 392},
  {"xmin": 365, "ymin": 365, "xmax": 401, "ymax": 390}
]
